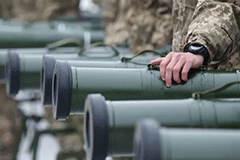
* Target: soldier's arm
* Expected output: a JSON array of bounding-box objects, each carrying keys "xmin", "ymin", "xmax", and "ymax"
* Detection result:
[
  {"xmin": 184, "ymin": 0, "xmax": 240, "ymax": 63},
  {"xmin": 151, "ymin": 1, "xmax": 240, "ymax": 87}
]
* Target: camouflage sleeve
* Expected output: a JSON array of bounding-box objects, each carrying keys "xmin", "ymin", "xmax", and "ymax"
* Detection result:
[
  {"xmin": 184, "ymin": 0, "xmax": 240, "ymax": 62},
  {"xmin": 101, "ymin": 0, "xmax": 119, "ymax": 23}
]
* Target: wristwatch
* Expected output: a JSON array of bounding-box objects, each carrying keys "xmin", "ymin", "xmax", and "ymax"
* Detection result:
[{"xmin": 187, "ymin": 44, "xmax": 210, "ymax": 66}]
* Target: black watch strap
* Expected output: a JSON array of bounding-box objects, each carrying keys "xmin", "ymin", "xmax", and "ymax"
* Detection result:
[{"xmin": 187, "ymin": 44, "xmax": 210, "ymax": 66}]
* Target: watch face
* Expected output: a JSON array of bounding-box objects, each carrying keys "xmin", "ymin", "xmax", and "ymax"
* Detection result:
[
  {"xmin": 190, "ymin": 45, "xmax": 203, "ymax": 50},
  {"xmin": 188, "ymin": 45, "xmax": 204, "ymax": 53}
]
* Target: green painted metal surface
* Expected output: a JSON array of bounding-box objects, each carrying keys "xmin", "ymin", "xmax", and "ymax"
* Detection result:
[
  {"xmin": 0, "ymin": 19, "xmax": 104, "ymax": 48},
  {"xmin": 63, "ymin": 59, "xmax": 149, "ymax": 68},
  {"xmin": 134, "ymin": 119, "xmax": 240, "ymax": 160},
  {"xmin": 84, "ymin": 94, "xmax": 240, "ymax": 158},
  {"xmin": 65, "ymin": 68, "xmax": 240, "ymax": 115},
  {"xmin": 7, "ymin": 46, "xmax": 166, "ymax": 96},
  {"xmin": 41, "ymin": 45, "xmax": 172, "ymax": 107},
  {"xmin": 0, "ymin": 47, "xmax": 79, "ymax": 83}
]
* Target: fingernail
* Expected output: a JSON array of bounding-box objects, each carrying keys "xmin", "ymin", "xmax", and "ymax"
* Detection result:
[
  {"xmin": 166, "ymin": 84, "xmax": 171, "ymax": 88},
  {"xmin": 162, "ymin": 77, "xmax": 165, "ymax": 81}
]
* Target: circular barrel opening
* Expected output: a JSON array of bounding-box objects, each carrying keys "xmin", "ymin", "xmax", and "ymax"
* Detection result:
[
  {"xmin": 134, "ymin": 119, "xmax": 161, "ymax": 160},
  {"xmin": 5, "ymin": 60, "xmax": 10, "ymax": 92},
  {"xmin": 42, "ymin": 56, "xmax": 57, "ymax": 106},
  {"xmin": 53, "ymin": 73, "xmax": 57, "ymax": 107},
  {"xmin": 85, "ymin": 111, "xmax": 91, "ymax": 148},
  {"xmin": 40, "ymin": 67, "xmax": 44, "ymax": 92},
  {"xmin": 84, "ymin": 94, "xmax": 109, "ymax": 160},
  {"xmin": 52, "ymin": 61, "xmax": 71, "ymax": 120},
  {"xmin": 6, "ymin": 52, "xmax": 20, "ymax": 96}
]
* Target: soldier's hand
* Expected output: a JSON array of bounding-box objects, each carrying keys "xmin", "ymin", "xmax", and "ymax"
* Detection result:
[{"xmin": 150, "ymin": 52, "xmax": 204, "ymax": 87}]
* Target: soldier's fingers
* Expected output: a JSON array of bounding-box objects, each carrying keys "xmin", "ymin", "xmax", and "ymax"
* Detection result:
[
  {"xmin": 165, "ymin": 58, "xmax": 178, "ymax": 87},
  {"xmin": 181, "ymin": 61, "xmax": 193, "ymax": 81},
  {"xmin": 160, "ymin": 55, "xmax": 172, "ymax": 81},
  {"xmin": 150, "ymin": 58, "xmax": 164, "ymax": 65},
  {"xmin": 173, "ymin": 60, "xmax": 186, "ymax": 83}
]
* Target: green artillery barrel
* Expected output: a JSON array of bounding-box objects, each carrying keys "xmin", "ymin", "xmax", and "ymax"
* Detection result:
[
  {"xmin": 134, "ymin": 119, "xmax": 240, "ymax": 160},
  {"xmin": 83, "ymin": 94, "xmax": 240, "ymax": 159},
  {"xmin": 41, "ymin": 51, "xmax": 162, "ymax": 106},
  {"xmin": 0, "ymin": 20, "xmax": 105, "ymax": 48},
  {"xmin": 6, "ymin": 53, "xmax": 43, "ymax": 96},
  {"xmin": 7, "ymin": 46, "xmax": 161, "ymax": 96},
  {"xmin": 0, "ymin": 47, "xmax": 79, "ymax": 83},
  {"xmin": 53, "ymin": 63, "xmax": 240, "ymax": 120},
  {"xmin": 6, "ymin": 46, "xmax": 129, "ymax": 96},
  {"xmin": 41, "ymin": 45, "xmax": 172, "ymax": 106}
]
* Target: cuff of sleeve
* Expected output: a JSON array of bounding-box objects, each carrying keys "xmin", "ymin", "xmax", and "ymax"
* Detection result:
[
  {"xmin": 183, "ymin": 36, "xmax": 214, "ymax": 64},
  {"xmin": 187, "ymin": 44, "xmax": 210, "ymax": 66}
]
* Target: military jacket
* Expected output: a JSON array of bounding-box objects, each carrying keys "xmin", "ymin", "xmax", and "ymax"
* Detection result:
[
  {"xmin": 95, "ymin": 0, "xmax": 173, "ymax": 54},
  {"xmin": 126, "ymin": 0, "xmax": 173, "ymax": 54},
  {"xmin": 0, "ymin": 0, "xmax": 79, "ymax": 20},
  {"xmin": 173, "ymin": 0, "xmax": 240, "ymax": 70}
]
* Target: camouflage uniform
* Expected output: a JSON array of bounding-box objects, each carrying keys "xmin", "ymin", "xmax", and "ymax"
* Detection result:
[
  {"xmin": 95, "ymin": 0, "xmax": 130, "ymax": 45},
  {"xmin": 0, "ymin": 0, "xmax": 79, "ymax": 20},
  {"xmin": 126, "ymin": 0, "xmax": 173, "ymax": 54},
  {"xmin": 0, "ymin": 0, "xmax": 14, "ymax": 19},
  {"xmin": 95, "ymin": 0, "xmax": 173, "ymax": 54},
  {"xmin": 173, "ymin": 0, "xmax": 240, "ymax": 70}
]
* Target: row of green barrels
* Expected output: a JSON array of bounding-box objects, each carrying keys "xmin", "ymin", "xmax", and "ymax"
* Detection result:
[
  {"xmin": 3, "ymin": 42, "xmax": 240, "ymax": 159},
  {"xmin": 3, "ymin": 42, "xmax": 240, "ymax": 160},
  {"xmin": 2, "ymin": 44, "xmax": 170, "ymax": 102},
  {"xmin": 133, "ymin": 118, "xmax": 240, "ymax": 160},
  {"xmin": 46, "ymin": 47, "xmax": 240, "ymax": 160},
  {"xmin": 83, "ymin": 94, "xmax": 240, "ymax": 160}
]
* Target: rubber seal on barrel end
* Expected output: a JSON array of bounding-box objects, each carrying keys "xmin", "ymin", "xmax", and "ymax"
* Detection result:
[
  {"xmin": 84, "ymin": 94, "xmax": 109, "ymax": 160},
  {"xmin": 52, "ymin": 61, "xmax": 71, "ymax": 121},
  {"xmin": 6, "ymin": 52, "xmax": 20, "ymax": 96},
  {"xmin": 133, "ymin": 119, "xmax": 161, "ymax": 160},
  {"xmin": 41, "ymin": 56, "xmax": 56, "ymax": 106}
]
